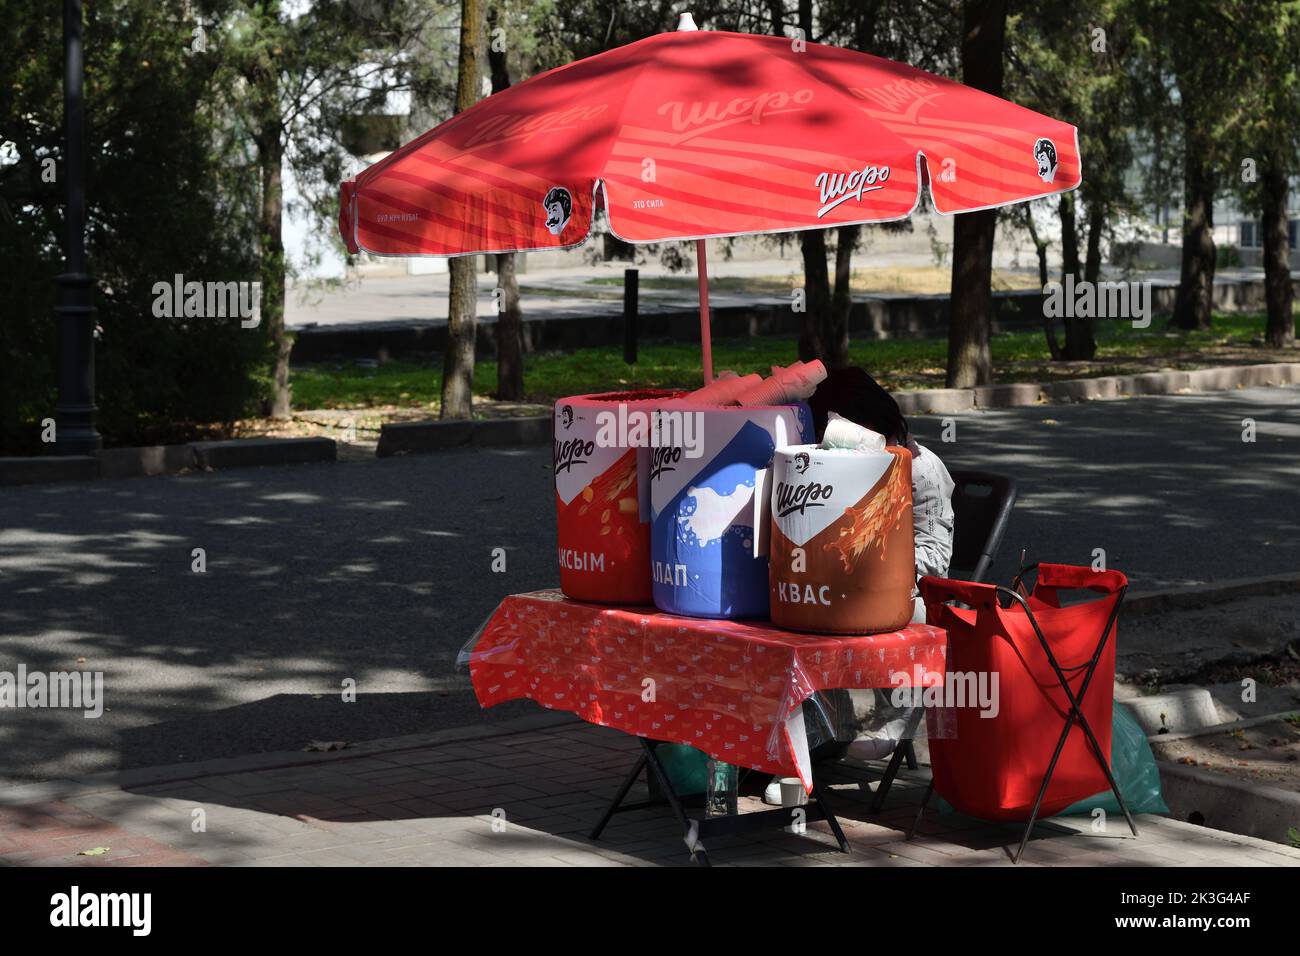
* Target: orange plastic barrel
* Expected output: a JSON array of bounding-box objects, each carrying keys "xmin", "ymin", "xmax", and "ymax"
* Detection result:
[
  {"xmin": 554, "ymin": 390, "xmax": 680, "ymax": 604},
  {"xmin": 768, "ymin": 444, "xmax": 915, "ymax": 634}
]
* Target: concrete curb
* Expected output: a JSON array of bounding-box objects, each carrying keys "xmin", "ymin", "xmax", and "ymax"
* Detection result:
[
  {"xmin": 0, "ymin": 437, "xmax": 338, "ymax": 487},
  {"xmin": 375, "ymin": 361, "xmax": 1300, "ymax": 456},
  {"xmin": 1125, "ymin": 571, "xmax": 1300, "ymax": 616},
  {"xmin": 377, "ymin": 415, "xmax": 550, "ymax": 457},
  {"xmin": 893, "ymin": 389, "xmax": 973, "ymax": 415},
  {"xmin": 292, "ymin": 286, "xmax": 1058, "ymax": 362},
  {"xmin": 0, "ymin": 711, "xmax": 578, "ymax": 807},
  {"xmin": 1121, "ymin": 688, "xmax": 1221, "ymax": 736},
  {"xmin": 893, "ymin": 361, "xmax": 1300, "ymax": 413},
  {"xmin": 0, "ymin": 455, "xmax": 98, "ymax": 487},
  {"xmin": 1156, "ymin": 759, "xmax": 1300, "ymax": 846},
  {"xmin": 1122, "ymin": 808, "xmax": 1300, "ymax": 858},
  {"xmin": 97, "ymin": 444, "xmax": 199, "ymax": 479},
  {"xmin": 191, "ymin": 436, "xmax": 336, "ymax": 470},
  {"xmin": 8, "ymin": 362, "xmax": 1296, "ymax": 479},
  {"xmin": 1147, "ymin": 710, "xmax": 1300, "ymax": 745},
  {"xmin": 847, "ymin": 759, "xmax": 1300, "ymax": 857}
]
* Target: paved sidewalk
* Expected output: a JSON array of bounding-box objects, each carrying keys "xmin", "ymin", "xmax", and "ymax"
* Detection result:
[
  {"xmin": 3, "ymin": 714, "xmax": 1298, "ymax": 868},
  {"xmin": 286, "ymin": 256, "xmax": 1294, "ymax": 331}
]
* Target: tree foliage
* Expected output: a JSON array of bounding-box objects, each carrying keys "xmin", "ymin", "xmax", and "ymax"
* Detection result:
[
  {"xmin": 0, "ymin": 0, "xmax": 267, "ymax": 451},
  {"xmin": 5, "ymin": 0, "xmax": 1297, "ymax": 449}
]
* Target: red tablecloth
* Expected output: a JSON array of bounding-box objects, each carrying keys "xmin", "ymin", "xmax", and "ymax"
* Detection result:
[{"xmin": 466, "ymin": 590, "xmax": 948, "ymax": 788}]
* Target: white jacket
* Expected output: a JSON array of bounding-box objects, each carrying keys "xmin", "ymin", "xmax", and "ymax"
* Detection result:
[{"xmin": 907, "ymin": 439, "xmax": 955, "ymax": 622}]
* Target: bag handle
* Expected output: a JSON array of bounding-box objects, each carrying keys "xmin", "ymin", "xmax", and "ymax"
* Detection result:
[
  {"xmin": 918, "ymin": 575, "xmax": 998, "ymax": 610},
  {"xmin": 1035, "ymin": 562, "xmax": 1128, "ymax": 595}
]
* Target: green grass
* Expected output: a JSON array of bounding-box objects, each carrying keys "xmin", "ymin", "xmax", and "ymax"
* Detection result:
[{"xmin": 289, "ymin": 311, "xmax": 1275, "ymax": 412}]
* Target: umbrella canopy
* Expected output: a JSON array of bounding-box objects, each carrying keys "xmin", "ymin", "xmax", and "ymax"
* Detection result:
[
  {"xmin": 338, "ymin": 20, "xmax": 1080, "ymax": 379},
  {"xmin": 340, "ymin": 26, "xmax": 1078, "ymax": 255}
]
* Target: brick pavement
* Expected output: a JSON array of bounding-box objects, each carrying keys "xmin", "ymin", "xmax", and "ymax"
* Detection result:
[{"xmin": 2, "ymin": 714, "xmax": 1298, "ymax": 867}]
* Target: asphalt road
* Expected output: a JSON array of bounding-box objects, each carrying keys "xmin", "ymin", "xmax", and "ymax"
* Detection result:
[{"xmin": 2, "ymin": 386, "xmax": 1298, "ymax": 783}]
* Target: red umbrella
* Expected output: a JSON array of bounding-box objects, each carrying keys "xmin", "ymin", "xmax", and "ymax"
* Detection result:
[{"xmin": 339, "ymin": 16, "xmax": 1079, "ymax": 381}]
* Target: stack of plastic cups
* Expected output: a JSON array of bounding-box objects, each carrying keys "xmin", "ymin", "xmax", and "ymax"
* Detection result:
[
  {"xmin": 735, "ymin": 360, "xmax": 827, "ymax": 406},
  {"xmin": 686, "ymin": 372, "xmax": 762, "ymax": 405}
]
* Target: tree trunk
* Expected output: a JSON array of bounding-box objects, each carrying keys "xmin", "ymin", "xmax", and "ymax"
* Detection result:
[
  {"xmin": 1172, "ymin": 135, "xmax": 1216, "ymax": 330},
  {"xmin": 258, "ymin": 131, "xmax": 290, "ymax": 419},
  {"xmin": 1084, "ymin": 197, "xmax": 1103, "ymax": 285},
  {"xmin": 602, "ymin": 234, "xmax": 635, "ymax": 260},
  {"xmin": 487, "ymin": 3, "xmax": 523, "ymax": 400},
  {"xmin": 791, "ymin": 0, "xmax": 827, "ymax": 362},
  {"xmin": 1261, "ymin": 157, "xmax": 1296, "ymax": 348},
  {"xmin": 1066, "ymin": 191, "xmax": 1101, "ymax": 360},
  {"xmin": 946, "ymin": 0, "xmax": 1006, "ymax": 389},
  {"xmin": 494, "ymin": 252, "xmax": 524, "ymax": 398},
  {"xmin": 767, "ymin": 0, "xmax": 784, "ymax": 34},
  {"xmin": 440, "ymin": 0, "xmax": 485, "ymax": 420},
  {"xmin": 1059, "ymin": 192, "xmax": 1080, "ymax": 281},
  {"xmin": 1024, "ymin": 211, "xmax": 1049, "ymax": 289},
  {"xmin": 1054, "ymin": 192, "xmax": 1095, "ymax": 360},
  {"xmin": 799, "ymin": 231, "xmax": 829, "ymax": 361},
  {"xmin": 948, "ymin": 210, "xmax": 996, "ymax": 387},
  {"xmin": 820, "ymin": 6, "xmax": 877, "ymax": 369},
  {"xmin": 1024, "ymin": 210, "xmax": 1060, "ymax": 360},
  {"xmin": 826, "ymin": 225, "xmax": 858, "ymax": 367}
]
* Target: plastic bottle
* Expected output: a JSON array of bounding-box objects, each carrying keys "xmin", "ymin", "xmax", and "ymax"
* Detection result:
[{"xmin": 705, "ymin": 759, "xmax": 738, "ymax": 817}]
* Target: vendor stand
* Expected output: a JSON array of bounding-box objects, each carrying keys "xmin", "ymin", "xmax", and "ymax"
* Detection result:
[
  {"xmin": 462, "ymin": 590, "xmax": 946, "ymax": 863},
  {"xmin": 340, "ymin": 13, "xmax": 1089, "ymax": 866}
]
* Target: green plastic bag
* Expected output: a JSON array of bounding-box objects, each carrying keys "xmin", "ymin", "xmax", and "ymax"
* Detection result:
[
  {"xmin": 940, "ymin": 702, "xmax": 1168, "ymax": 817},
  {"xmin": 654, "ymin": 743, "xmax": 709, "ymax": 796},
  {"xmin": 1061, "ymin": 701, "xmax": 1168, "ymax": 816}
]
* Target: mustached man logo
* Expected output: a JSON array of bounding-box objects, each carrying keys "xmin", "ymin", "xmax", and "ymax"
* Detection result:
[
  {"xmin": 554, "ymin": 403, "xmax": 592, "ymax": 475},
  {"xmin": 543, "ymin": 186, "xmax": 572, "ymax": 236},
  {"xmin": 1033, "ymin": 138, "xmax": 1059, "ymax": 183},
  {"xmin": 793, "ymin": 452, "xmax": 811, "ymax": 474},
  {"xmin": 815, "ymin": 164, "xmax": 891, "ymax": 219}
]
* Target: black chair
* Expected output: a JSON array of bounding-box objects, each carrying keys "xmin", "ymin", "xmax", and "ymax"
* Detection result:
[
  {"xmin": 867, "ymin": 469, "xmax": 1018, "ymax": 811},
  {"xmin": 946, "ymin": 470, "xmax": 1017, "ymax": 584}
]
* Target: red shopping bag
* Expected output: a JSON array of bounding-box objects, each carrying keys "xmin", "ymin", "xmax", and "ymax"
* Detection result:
[{"xmin": 919, "ymin": 564, "xmax": 1129, "ymax": 824}]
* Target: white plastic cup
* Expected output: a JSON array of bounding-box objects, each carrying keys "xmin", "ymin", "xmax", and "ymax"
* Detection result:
[{"xmin": 779, "ymin": 777, "xmax": 808, "ymax": 808}]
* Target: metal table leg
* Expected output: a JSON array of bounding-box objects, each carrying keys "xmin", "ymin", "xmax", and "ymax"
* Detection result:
[
  {"xmin": 592, "ymin": 738, "xmax": 851, "ymax": 864},
  {"xmin": 589, "ymin": 749, "xmax": 649, "ymax": 841},
  {"xmin": 813, "ymin": 783, "xmax": 850, "ymax": 852},
  {"xmin": 869, "ymin": 705, "xmax": 926, "ymax": 814}
]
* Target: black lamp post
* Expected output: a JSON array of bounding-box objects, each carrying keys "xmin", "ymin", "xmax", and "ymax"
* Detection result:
[{"xmin": 52, "ymin": 0, "xmax": 101, "ymax": 455}]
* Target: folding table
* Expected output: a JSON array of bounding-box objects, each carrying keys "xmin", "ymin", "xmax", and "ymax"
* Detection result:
[{"xmin": 464, "ymin": 590, "xmax": 947, "ymax": 864}]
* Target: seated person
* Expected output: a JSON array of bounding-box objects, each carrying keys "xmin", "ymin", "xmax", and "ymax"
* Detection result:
[
  {"xmin": 807, "ymin": 365, "xmax": 956, "ymax": 620},
  {"xmin": 767, "ymin": 367, "xmax": 955, "ymax": 801}
]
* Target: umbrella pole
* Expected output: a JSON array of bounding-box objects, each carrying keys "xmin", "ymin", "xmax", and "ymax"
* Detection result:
[{"xmin": 696, "ymin": 239, "xmax": 714, "ymax": 383}]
